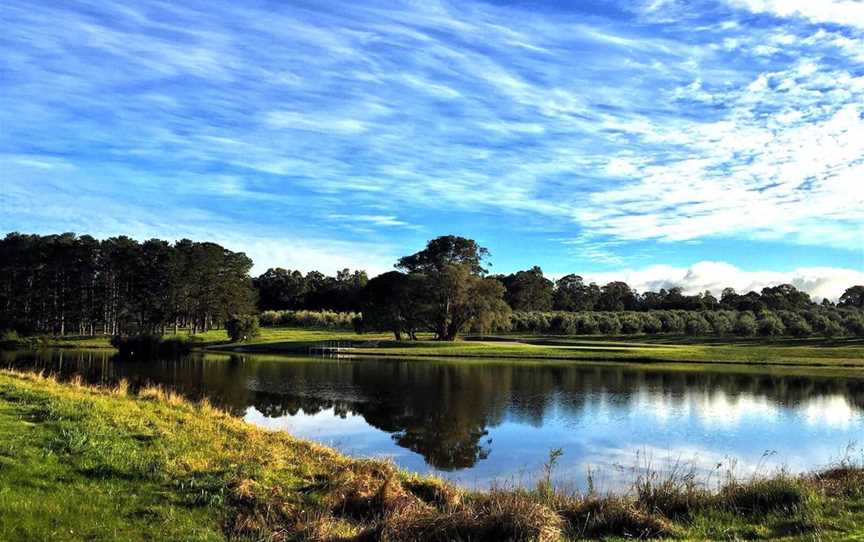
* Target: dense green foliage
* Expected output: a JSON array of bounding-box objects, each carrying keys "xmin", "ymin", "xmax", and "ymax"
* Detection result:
[
  {"xmin": 0, "ymin": 232, "xmax": 256, "ymax": 336},
  {"xmin": 260, "ymin": 309, "xmax": 358, "ymax": 329},
  {"xmin": 4, "ymin": 231, "xmax": 864, "ymax": 343},
  {"xmin": 510, "ymin": 308, "xmax": 864, "ymax": 338},
  {"xmin": 357, "ymin": 271, "xmax": 425, "ymax": 339},
  {"xmin": 224, "ymin": 315, "xmax": 260, "ymax": 342},
  {"xmin": 254, "ymin": 267, "xmax": 367, "ymax": 311},
  {"xmin": 363, "ymin": 236, "xmax": 511, "ymax": 340},
  {"xmin": 493, "ymin": 266, "xmax": 554, "ymax": 311}
]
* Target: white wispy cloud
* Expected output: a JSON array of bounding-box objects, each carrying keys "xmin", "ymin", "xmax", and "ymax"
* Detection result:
[
  {"xmin": 725, "ymin": 0, "xmax": 864, "ymax": 30},
  {"xmin": 1, "ymin": 0, "xmax": 861, "ymax": 274},
  {"xmin": 579, "ymin": 56, "xmax": 864, "ymax": 250},
  {"xmin": 265, "ymin": 111, "xmax": 369, "ymax": 135},
  {"xmin": 222, "ymin": 236, "xmax": 397, "ymax": 276}
]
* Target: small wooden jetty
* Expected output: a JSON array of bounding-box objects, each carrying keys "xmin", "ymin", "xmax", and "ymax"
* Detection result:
[
  {"xmin": 308, "ymin": 341, "xmax": 354, "ymax": 358},
  {"xmin": 307, "ymin": 340, "xmax": 380, "ymax": 358}
]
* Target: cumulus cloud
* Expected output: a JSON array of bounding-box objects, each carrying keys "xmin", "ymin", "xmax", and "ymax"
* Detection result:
[
  {"xmin": 725, "ymin": 0, "xmax": 864, "ymax": 30},
  {"xmin": 223, "ymin": 236, "xmax": 397, "ymax": 276},
  {"xmin": 582, "ymin": 261, "xmax": 864, "ymax": 301}
]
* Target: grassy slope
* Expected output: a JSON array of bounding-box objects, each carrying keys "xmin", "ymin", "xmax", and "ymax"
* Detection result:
[
  {"xmin": 2, "ymin": 371, "xmax": 864, "ymax": 541},
  {"xmin": 0, "ymin": 371, "xmax": 350, "ymax": 542},
  {"xmin": 17, "ymin": 327, "xmax": 864, "ymax": 367},
  {"xmin": 208, "ymin": 328, "xmax": 864, "ymax": 368}
]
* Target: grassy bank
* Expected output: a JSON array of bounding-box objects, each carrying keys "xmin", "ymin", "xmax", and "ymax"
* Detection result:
[
  {"xmin": 9, "ymin": 327, "xmax": 864, "ymax": 367},
  {"xmin": 205, "ymin": 328, "xmax": 864, "ymax": 368},
  {"xmin": 2, "ymin": 370, "xmax": 864, "ymax": 541}
]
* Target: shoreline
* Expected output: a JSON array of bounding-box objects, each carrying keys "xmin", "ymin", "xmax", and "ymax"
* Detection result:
[
  {"xmin": 204, "ymin": 342, "xmax": 864, "ymax": 369},
  {"xmin": 5, "ymin": 327, "xmax": 864, "ymax": 371},
  {"xmin": 2, "ymin": 369, "xmax": 864, "ymax": 541}
]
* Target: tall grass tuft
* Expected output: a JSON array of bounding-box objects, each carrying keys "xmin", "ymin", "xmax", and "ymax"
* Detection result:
[
  {"xmin": 110, "ymin": 379, "xmax": 129, "ymax": 396},
  {"xmin": 138, "ymin": 384, "xmax": 185, "ymax": 405},
  {"xmin": 631, "ymin": 458, "xmax": 711, "ymax": 519},
  {"xmin": 719, "ymin": 473, "xmax": 809, "ymax": 514}
]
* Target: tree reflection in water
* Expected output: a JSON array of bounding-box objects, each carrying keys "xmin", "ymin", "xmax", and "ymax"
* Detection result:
[{"xmin": 4, "ymin": 349, "xmax": 864, "ymax": 472}]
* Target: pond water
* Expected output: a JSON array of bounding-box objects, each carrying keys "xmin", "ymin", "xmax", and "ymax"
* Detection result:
[{"xmin": 4, "ymin": 349, "xmax": 864, "ymax": 491}]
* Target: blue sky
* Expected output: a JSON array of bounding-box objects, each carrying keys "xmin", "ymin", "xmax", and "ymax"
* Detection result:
[{"xmin": 1, "ymin": 0, "xmax": 863, "ymax": 297}]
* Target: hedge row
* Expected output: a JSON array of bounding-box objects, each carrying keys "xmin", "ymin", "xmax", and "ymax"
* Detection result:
[
  {"xmin": 259, "ymin": 310, "xmax": 359, "ymax": 329},
  {"xmin": 508, "ymin": 309, "xmax": 864, "ymax": 337}
]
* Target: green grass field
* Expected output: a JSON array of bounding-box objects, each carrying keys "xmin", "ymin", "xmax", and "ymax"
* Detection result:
[
  {"xmin": 18, "ymin": 327, "xmax": 864, "ymax": 368},
  {"xmin": 1, "ymin": 370, "xmax": 863, "ymax": 541},
  {"xmin": 202, "ymin": 327, "xmax": 864, "ymax": 368}
]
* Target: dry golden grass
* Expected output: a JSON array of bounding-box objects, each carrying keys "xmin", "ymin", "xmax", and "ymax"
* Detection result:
[
  {"xmin": 557, "ymin": 496, "xmax": 675, "ymax": 539},
  {"xmin": 138, "ymin": 383, "xmax": 186, "ymax": 405}
]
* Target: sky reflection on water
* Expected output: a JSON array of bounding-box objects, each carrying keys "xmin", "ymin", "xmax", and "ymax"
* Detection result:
[
  {"xmin": 244, "ymin": 384, "xmax": 863, "ymax": 490},
  {"xmin": 5, "ymin": 349, "xmax": 863, "ymax": 491}
]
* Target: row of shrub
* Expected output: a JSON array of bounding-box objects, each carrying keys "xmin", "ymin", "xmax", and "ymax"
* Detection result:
[
  {"xmin": 109, "ymin": 334, "xmax": 199, "ymax": 358},
  {"xmin": 508, "ymin": 309, "xmax": 864, "ymax": 337},
  {"xmin": 259, "ymin": 309, "xmax": 359, "ymax": 329}
]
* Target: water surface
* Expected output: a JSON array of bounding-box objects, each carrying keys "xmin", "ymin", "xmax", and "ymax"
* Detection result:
[{"xmin": 4, "ymin": 349, "xmax": 863, "ymax": 490}]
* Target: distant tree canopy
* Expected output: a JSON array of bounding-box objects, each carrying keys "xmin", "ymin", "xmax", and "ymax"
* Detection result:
[
  {"xmin": 553, "ymin": 274, "xmax": 600, "ymax": 312},
  {"xmin": 494, "ymin": 266, "xmax": 553, "ymax": 312},
  {"xmin": 2, "ymin": 231, "xmax": 863, "ymax": 341},
  {"xmin": 509, "ymin": 308, "xmax": 863, "ymax": 338},
  {"xmin": 253, "ymin": 267, "xmax": 367, "ymax": 312},
  {"xmin": 597, "ymin": 281, "xmax": 639, "ymax": 311},
  {"xmin": 0, "ymin": 232, "xmax": 256, "ymax": 336}
]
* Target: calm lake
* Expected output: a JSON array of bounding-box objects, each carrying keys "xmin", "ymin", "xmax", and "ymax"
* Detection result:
[{"xmin": 4, "ymin": 349, "xmax": 864, "ymax": 491}]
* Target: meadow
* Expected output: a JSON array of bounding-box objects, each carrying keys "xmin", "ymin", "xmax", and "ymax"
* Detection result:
[{"xmin": 17, "ymin": 327, "xmax": 864, "ymax": 369}]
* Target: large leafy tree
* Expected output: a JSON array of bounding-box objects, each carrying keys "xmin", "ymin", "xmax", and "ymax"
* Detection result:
[
  {"xmin": 416, "ymin": 265, "xmax": 509, "ymax": 340},
  {"xmin": 360, "ymin": 271, "xmax": 423, "ymax": 340},
  {"xmin": 396, "ymin": 235, "xmax": 489, "ymax": 274},
  {"xmin": 394, "ymin": 236, "xmax": 509, "ymax": 341}
]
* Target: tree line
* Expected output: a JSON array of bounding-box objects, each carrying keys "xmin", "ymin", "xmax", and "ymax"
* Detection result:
[
  {"xmin": 510, "ymin": 308, "xmax": 864, "ymax": 338},
  {"xmin": 2, "ymin": 232, "xmax": 863, "ymax": 341},
  {"xmin": 0, "ymin": 232, "xmax": 255, "ymax": 336},
  {"xmin": 492, "ymin": 267, "xmax": 859, "ymax": 313},
  {"xmin": 354, "ymin": 237, "xmax": 864, "ymax": 340},
  {"xmin": 254, "ymin": 267, "xmax": 368, "ymax": 312},
  {"xmin": 253, "ymin": 247, "xmax": 864, "ymax": 319}
]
